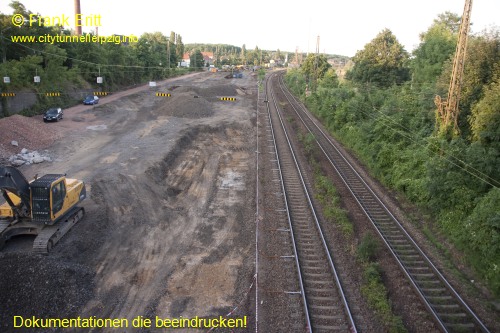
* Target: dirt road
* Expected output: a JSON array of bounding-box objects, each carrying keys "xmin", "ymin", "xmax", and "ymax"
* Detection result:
[{"xmin": 0, "ymin": 71, "xmax": 257, "ymax": 332}]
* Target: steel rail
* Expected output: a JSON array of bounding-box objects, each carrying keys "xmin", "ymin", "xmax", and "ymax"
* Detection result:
[
  {"xmin": 276, "ymin": 72, "xmax": 490, "ymax": 333},
  {"xmin": 266, "ymin": 72, "xmax": 357, "ymax": 332}
]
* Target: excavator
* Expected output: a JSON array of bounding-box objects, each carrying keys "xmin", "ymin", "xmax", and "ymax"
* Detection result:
[{"xmin": 0, "ymin": 165, "xmax": 86, "ymax": 254}]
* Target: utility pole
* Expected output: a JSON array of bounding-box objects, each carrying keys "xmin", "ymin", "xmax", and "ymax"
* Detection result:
[
  {"xmin": 313, "ymin": 35, "xmax": 320, "ymax": 91},
  {"xmin": 435, "ymin": 0, "xmax": 473, "ymax": 135}
]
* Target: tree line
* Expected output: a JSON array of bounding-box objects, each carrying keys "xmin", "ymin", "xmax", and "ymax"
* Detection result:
[
  {"xmin": 0, "ymin": 1, "xmax": 187, "ymax": 116},
  {"xmin": 285, "ymin": 12, "xmax": 500, "ymax": 295}
]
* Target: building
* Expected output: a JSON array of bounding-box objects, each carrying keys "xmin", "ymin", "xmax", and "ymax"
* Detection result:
[{"xmin": 179, "ymin": 52, "xmax": 214, "ymax": 68}]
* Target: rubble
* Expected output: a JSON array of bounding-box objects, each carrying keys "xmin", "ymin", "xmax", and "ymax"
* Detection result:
[
  {"xmin": 8, "ymin": 149, "xmax": 52, "ymax": 166},
  {"xmin": 0, "ymin": 114, "xmax": 62, "ymax": 160}
]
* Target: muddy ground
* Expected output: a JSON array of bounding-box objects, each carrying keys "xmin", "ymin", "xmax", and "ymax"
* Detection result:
[{"xmin": 0, "ymin": 71, "xmax": 257, "ymax": 332}]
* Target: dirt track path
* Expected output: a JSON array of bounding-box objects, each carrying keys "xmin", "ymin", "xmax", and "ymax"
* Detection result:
[{"xmin": 0, "ymin": 71, "xmax": 257, "ymax": 332}]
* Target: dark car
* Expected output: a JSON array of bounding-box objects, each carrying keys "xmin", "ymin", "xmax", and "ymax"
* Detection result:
[
  {"xmin": 83, "ymin": 95, "xmax": 99, "ymax": 105},
  {"xmin": 43, "ymin": 107, "xmax": 63, "ymax": 122}
]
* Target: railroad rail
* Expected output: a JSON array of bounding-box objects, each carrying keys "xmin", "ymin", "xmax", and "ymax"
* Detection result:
[
  {"xmin": 263, "ymin": 73, "xmax": 357, "ymax": 332},
  {"xmin": 273, "ymin": 71, "xmax": 490, "ymax": 333}
]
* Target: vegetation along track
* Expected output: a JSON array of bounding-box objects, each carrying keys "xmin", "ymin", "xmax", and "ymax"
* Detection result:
[
  {"xmin": 263, "ymin": 73, "xmax": 357, "ymax": 332},
  {"xmin": 274, "ymin": 71, "xmax": 490, "ymax": 333}
]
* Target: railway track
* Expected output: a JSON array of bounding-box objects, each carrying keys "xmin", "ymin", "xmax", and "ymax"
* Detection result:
[
  {"xmin": 263, "ymin": 74, "xmax": 357, "ymax": 332},
  {"xmin": 273, "ymin": 71, "xmax": 490, "ymax": 333}
]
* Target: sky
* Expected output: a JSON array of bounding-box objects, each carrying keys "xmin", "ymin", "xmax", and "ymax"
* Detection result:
[{"xmin": 1, "ymin": 0, "xmax": 499, "ymax": 57}]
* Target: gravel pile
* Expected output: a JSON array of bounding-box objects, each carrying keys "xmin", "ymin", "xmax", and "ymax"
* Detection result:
[
  {"xmin": 0, "ymin": 253, "xmax": 94, "ymax": 331},
  {"xmin": 0, "ymin": 115, "xmax": 62, "ymax": 159},
  {"xmin": 156, "ymin": 94, "xmax": 214, "ymax": 118},
  {"xmin": 171, "ymin": 84, "xmax": 237, "ymax": 97}
]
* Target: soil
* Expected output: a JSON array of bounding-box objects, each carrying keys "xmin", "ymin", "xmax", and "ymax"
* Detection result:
[{"xmin": 0, "ymin": 71, "xmax": 257, "ymax": 333}]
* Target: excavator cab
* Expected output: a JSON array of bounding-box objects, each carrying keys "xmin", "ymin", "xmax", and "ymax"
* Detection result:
[
  {"xmin": 0, "ymin": 166, "xmax": 86, "ymax": 253},
  {"xmin": 30, "ymin": 174, "xmax": 70, "ymax": 225}
]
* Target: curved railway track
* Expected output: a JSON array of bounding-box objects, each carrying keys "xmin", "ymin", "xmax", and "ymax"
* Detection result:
[
  {"xmin": 263, "ymin": 73, "xmax": 357, "ymax": 332},
  {"xmin": 272, "ymin": 71, "xmax": 490, "ymax": 333}
]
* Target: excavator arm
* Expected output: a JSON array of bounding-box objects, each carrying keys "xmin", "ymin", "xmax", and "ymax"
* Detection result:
[{"xmin": 0, "ymin": 165, "xmax": 32, "ymax": 219}]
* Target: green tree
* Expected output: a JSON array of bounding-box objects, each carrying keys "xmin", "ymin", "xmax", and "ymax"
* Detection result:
[
  {"xmin": 241, "ymin": 44, "xmax": 246, "ymax": 65},
  {"xmin": 135, "ymin": 32, "xmax": 168, "ymax": 80},
  {"xmin": 411, "ymin": 13, "xmax": 458, "ymax": 86},
  {"xmin": 347, "ymin": 29, "xmax": 410, "ymax": 87},
  {"xmin": 470, "ymin": 78, "xmax": 500, "ymax": 149},
  {"xmin": 301, "ymin": 53, "xmax": 331, "ymax": 82},
  {"xmin": 175, "ymin": 33, "xmax": 184, "ymax": 65},
  {"xmin": 190, "ymin": 49, "xmax": 204, "ymax": 70}
]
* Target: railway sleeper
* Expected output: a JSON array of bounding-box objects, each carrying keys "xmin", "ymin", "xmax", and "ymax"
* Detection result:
[
  {"xmin": 301, "ymin": 251, "xmax": 323, "ymax": 259},
  {"xmin": 375, "ymin": 221, "xmax": 398, "ymax": 228},
  {"xmin": 420, "ymin": 287, "xmax": 447, "ymax": 294},
  {"xmin": 296, "ymin": 233, "xmax": 315, "ymax": 240},
  {"xmin": 302, "ymin": 271, "xmax": 331, "ymax": 279},
  {"xmin": 444, "ymin": 322, "xmax": 476, "ymax": 332},
  {"xmin": 432, "ymin": 303, "xmax": 461, "ymax": 310},
  {"xmin": 399, "ymin": 253, "xmax": 421, "ymax": 259},
  {"xmin": 439, "ymin": 312, "xmax": 469, "ymax": 321},
  {"xmin": 402, "ymin": 260, "xmax": 426, "ymax": 267},
  {"xmin": 367, "ymin": 212, "xmax": 389, "ymax": 219},
  {"xmin": 311, "ymin": 313, "xmax": 347, "ymax": 321},
  {"xmin": 313, "ymin": 324, "xmax": 349, "ymax": 332},
  {"xmin": 411, "ymin": 271, "xmax": 435, "ymax": 278},
  {"xmin": 302, "ymin": 266, "xmax": 329, "ymax": 274},
  {"xmin": 426, "ymin": 295, "xmax": 455, "ymax": 305},
  {"xmin": 391, "ymin": 244, "xmax": 414, "ymax": 252},
  {"xmin": 385, "ymin": 237, "xmax": 407, "ymax": 244},
  {"xmin": 309, "ymin": 304, "xmax": 341, "ymax": 311},
  {"xmin": 406, "ymin": 266, "xmax": 431, "ymax": 272},
  {"xmin": 308, "ymin": 295, "xmax": 341, "ymax": 302},
  {"xmin": 416, "ymin": 279, "xmax": 442, "ymax": 289},
  {"xmin": 301, "ymin": 259, "xmax": 324, "ymax": 264}
]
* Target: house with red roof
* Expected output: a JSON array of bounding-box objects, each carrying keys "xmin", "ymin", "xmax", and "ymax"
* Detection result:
[{"xmin": 179, "ymin": 52, "xmax": 214, "ymax": 67}]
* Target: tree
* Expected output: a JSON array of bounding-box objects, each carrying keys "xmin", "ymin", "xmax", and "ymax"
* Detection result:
[
  {"xmin": 411, "ymin": 13, "xmax": 458, "ymax": 86},
  {"xmin": 470, "ymin": 78, "xmax": 500, "ymax": 148},
  {"xmin": 135, "ymin": 32, "xmax": 168, "ymax": 80},
  {"xmin": 346, "ymin": 29, "xmax": 410, "ymax": 87},
  {"xmin": 175, "ymin": 33, "xmax": 184, "ymax": 65},
  {"xmin": 241, "ymin": 44, "xmax": 246, "ymax": 65},
  {"xmin": 189, "ymin": 50, "xmax": 204, "ymax": 70},
  {"xmin": 301, "ymin": 54, "xmax": 331, "ymax": 80}
]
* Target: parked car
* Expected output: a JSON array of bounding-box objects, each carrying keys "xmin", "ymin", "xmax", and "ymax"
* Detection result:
[
  {"xmin": 83, "ymin": 95, "xmax": 99, "ymax": 105},
  {"xmin": 43, "ymin": 107, "xmax": 63, "ymax": 122}
]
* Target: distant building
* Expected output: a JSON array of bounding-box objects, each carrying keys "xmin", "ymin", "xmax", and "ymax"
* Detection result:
[{"xmin": 179, "ymin": 51, "xmax": 214, "ymax": 68}]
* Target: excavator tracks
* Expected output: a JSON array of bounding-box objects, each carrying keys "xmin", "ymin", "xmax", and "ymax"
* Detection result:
[{"xmin": 33, "ymin": 207, "xmax": 85, "ymax": 254}]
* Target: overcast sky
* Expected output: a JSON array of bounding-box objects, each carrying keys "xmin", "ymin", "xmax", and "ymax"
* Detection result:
[{"xmin": 1, "ymin": 0, "xmax": 499, "ymax": 56}]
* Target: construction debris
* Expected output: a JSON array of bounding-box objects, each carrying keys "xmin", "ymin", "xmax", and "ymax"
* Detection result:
[
  {"xmin": 0, "ymin": 114, "xmax": 62, "ymax": 160},
  {"xmin": 8, "ymin": 148, "xmax": 52, "ymax": 166}
]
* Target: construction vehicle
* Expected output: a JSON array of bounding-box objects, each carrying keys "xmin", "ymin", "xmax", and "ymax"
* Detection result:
[{"xmin": 0, "ymin": 165, "xmax": 86, "ymax": 254}]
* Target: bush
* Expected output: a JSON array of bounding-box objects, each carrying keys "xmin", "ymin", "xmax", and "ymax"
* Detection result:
[{"xmin": 358, "ymin": 233, "xmax": 379, "ymax": 263}]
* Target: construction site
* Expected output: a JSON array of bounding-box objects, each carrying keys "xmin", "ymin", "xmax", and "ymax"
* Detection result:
[{"xmin": 0, "ymin": 71, "xmax": 259, "ymax": 332}]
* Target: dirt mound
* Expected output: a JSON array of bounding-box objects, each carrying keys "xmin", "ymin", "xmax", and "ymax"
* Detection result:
[
  {"xmin": 167, "ymin": 84, "xmax": 237, "ymax": 98},
  {"xmin": 156, "ymin": 95, "xmax": 214, "ymax": 118},
  {"xmin": 0, "ymin": 115, "xmax": 62, "ymax": 158}
]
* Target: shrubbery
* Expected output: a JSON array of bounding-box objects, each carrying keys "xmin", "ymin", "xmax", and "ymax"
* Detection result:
[{"xmin": 284, "ymin": 21, "xmax": 500, "ymax": 295}]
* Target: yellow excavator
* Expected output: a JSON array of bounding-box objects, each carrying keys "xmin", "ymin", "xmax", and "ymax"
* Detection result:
[{"xmin": 0, "ymin": 165, "xmax": 86, "ymax": 254}]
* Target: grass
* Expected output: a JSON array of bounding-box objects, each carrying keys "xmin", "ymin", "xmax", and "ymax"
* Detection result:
[
  {"xmin": 358, "ymin": 234, "xmax": 407, "ymax": 333},
  {"xmin": 293, "ymin": 114, "xmax": 406, "ymax": 332}
]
